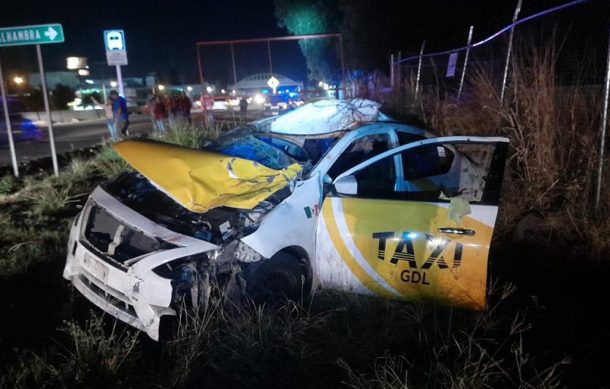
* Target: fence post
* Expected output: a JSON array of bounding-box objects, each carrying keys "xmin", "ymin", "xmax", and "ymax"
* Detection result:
[
  {"xmin": 500, "ymin": 0, "xmax": 523, "ymax": 104},
  {"xmin": 390, "ymin": 53, "xmax": 395, "ymax": 89},
  {"xmin": 397, "ymin": 51, "xmax": 402, "ymax": 90},
  {"xmin": 595, "ymin": 32, "xmax": 610, "ymax": 211},
  {"xmin": 415, "ymin": 41, "xmax": 426, "ymax": 100},
  {"xmin": 457, "ymin": 25, "xmax": 474, "ymax": 102}
]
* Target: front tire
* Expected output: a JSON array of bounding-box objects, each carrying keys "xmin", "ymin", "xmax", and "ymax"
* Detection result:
[{"xmin": 244, "ymin": 251, "xmax": 310, "ymax": 305}]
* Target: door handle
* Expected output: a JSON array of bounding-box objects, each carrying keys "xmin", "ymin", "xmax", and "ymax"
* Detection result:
[{"xmin": 438, "ymin": 227, "xmax": 475, "ymax": 236}]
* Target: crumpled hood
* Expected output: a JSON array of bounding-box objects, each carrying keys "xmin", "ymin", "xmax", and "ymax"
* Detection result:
[{"xmin": 113, "ymin": 140, "xmax": 302, "ymax": 213}]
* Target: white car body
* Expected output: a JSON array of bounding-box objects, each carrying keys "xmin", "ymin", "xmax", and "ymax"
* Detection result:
[{"xmin": 64, "ymin": 99, "xmax": 508, "ymax": 340}]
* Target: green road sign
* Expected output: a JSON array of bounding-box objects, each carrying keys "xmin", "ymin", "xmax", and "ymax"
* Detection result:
[{"xmin": 0, "ymin": 23, "xmax": 64, "ymax": 47}]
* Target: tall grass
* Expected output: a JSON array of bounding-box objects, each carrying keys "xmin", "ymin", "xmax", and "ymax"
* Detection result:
[
  {"xmin": 384, "ymin": 39, "xmax": 607, "ymax": 254},
  {"xmin": 153, "ymin": 121, "xmax": 225, "ymax": 149},
  {"xmin": 0, "ymin": 282, "xmax": 563, "ymax": 388}
]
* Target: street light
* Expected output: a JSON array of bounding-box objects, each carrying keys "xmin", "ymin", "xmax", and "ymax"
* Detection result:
[
  {"xmin": 158, "ymin": 84, "xmax": 166, "ymax": 91},
  {"xmin": 110, "ymin": 81, "xmax": 118, "ymax": 88},
  {"xmin": 206, "ymin": 86, "xmax": 213, "ymax": 93},
  {"xmin": 186, "ymin": 86, "xmax": 193, "ymax": 92},
  {"xmin": 13, "ymin": 76, "xmax": 24, "ymax": 86}
]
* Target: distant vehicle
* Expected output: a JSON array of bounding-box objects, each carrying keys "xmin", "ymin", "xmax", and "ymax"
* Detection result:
[
  {"xmin": 106, "ymin": 31, "xmax": 124, "ymax": 51},
  {"xmin": 63, "ymin": 99, "xmax": 509, "ymax": 340},
  {"xmin": 0, "ymin": 114, "xmax": 42, "ymax": 144}
]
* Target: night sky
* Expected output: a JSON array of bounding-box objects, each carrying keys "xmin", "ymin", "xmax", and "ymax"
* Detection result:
[{"xmin": 0, "ymin": 0, "xmax": 603, "ymax": 85}]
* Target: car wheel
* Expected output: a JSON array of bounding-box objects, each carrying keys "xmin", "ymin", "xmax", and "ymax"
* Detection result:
[{"xmin": 245, "ymin": 251, "xmax": 310, "ymax": 305}]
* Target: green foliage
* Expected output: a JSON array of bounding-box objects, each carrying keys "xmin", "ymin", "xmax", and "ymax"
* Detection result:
[
  {"xmin": 52, "ymin": 83, "xmax": 75, "ymax": 110},
  {"xmin": 274, "ymin": 0, "xmax": 340, "ymax": 81},
  {"xmin": 21, "ymin": 88, "xmax": 44, "ymax": 111},
  {"xmin": 93, "ymin": 143, "xmax": 132, "ymax": 178},
  {"xmin": 156, "ymin": 121, "xmax": 222, "ymax": 149},
  {"xmin": 2, "ymin": 315, "xmax": 140, "ymax": 388},
  {"xmin": 0, "ymin": 174, "xmax": 18, "ymax": 195},
  {"xmin": 80, "ymin": 91, "xmax": 103, "ymax": 108}
]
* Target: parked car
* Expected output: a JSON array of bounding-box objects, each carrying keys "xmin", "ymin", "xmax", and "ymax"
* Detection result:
[{"xmin": 63, "ymin": 99, "xmax": 508, "ymax": 340}]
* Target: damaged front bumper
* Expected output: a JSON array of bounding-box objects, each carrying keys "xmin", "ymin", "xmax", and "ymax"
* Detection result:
[{"xmin": 63, "ymin": 187, "xmax": 219, "ymax": 340}]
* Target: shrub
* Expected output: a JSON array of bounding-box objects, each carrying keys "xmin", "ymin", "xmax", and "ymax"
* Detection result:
[
  {"xmin": 0, "ymin": 174, "xmax": 18, "ymax": 195},
  {"xmin": 93, "ymin": 143, "xmax": 132, "ymax": 178}
]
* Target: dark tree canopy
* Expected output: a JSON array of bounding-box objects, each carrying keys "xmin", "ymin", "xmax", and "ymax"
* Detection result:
[{"xmin": 274, "ymin": 0, "xmax": 340, "ymax": 82}]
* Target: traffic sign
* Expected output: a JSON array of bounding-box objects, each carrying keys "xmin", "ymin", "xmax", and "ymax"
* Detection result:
[
  {"xmin": 0, "ymin": 23, "xmax": 64, "ymax": 47},
  {"xmin": 267, "ymin": 76, "xmax": 279, "ymax": 93},
  {"xmin": 104, "ymin": 30, "xmax": 128, "ymax": 66},
  {"xmin": 104, "ymin": 30, "xmax": 126, "ymax": 51}
]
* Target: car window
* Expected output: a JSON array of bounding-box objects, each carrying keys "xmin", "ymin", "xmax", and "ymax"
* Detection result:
[
  {"xmin": 327, "ymin": 134, "xmax": 390, "ymax": 179},
  {"xmin": 396, "ymin": 130, "xmax": 426, "ymax": 145},
  {"xmin": 402, "ymin": 144, "xmax": 454, "ymax": 180},
  {"xmin": 344, "ymin": 142, "xmax": 504, "ymax": 204},
  {"xmin": 352, "ymin": 157, "xmax": 396, "ymax": 198}
]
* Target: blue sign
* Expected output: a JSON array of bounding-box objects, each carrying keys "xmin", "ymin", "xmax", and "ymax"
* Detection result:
[{"xmin": 104, "ymin": 30, "xmax": 126, "ymax": 51}]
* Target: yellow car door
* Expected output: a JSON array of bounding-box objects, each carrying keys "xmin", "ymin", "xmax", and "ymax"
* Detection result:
[{"xmin": 315, "ymin": 136, "xmax": 509, "ymax": 310}]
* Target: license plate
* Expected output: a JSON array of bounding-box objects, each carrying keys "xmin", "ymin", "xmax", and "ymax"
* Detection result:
[{"xmin": 82, "ymin": 253, "xmax": 108, "ymax": 282}]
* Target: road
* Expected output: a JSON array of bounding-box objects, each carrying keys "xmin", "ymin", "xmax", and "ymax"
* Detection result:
[{"xmin": 0, "ymin": 115, "xmax": 153, "ymax": 167}]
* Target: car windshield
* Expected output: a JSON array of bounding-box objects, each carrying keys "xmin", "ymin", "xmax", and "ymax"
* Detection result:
[{"xmin": 205, "ymin": 127, "xmax": 309, "ymax": 170}]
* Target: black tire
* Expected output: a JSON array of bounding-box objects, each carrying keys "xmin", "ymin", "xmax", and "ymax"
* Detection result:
[{"xmin": 244, "ymin": 251, "xmax": 310, "ymax": 305}]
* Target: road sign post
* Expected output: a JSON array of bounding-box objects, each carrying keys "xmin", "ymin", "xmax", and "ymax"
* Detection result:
[
  {"xmin": 36, "ymin": 44, "xmax": 59, "ymax": 176},
  {"xmin": 0, "ymin": 24, "xmax": 64, "ymax": 46},
  {"xmin": 0, "ymin": 23, "xmax": 64, "ymax": 177},
  {"xmin": 0, "ymin": 60, "xmax": 18, "ymax": 177},
  {"xmin": 104, "ymin": 30, "xmax": 128, "ymax": 97}
]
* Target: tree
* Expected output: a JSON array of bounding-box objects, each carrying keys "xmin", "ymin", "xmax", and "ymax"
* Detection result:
[
  {"xmin": 274, "ymin": 0, "xmax": 340, "ymax": 82},
  {"xmin": 80, "ymin": 91, "xmax": 103, "ymax": 108},
  {"xmin": 51, "ymin": 84, "xmax": 75, "ymax": 110}
]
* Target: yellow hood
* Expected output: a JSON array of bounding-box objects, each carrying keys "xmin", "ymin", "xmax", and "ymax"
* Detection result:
[{"xmin": 113, "ymin": 140, "xmax": 302, "ymax": 213}]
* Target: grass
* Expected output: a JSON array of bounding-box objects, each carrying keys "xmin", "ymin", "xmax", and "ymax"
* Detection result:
[
  {"xmin": 382, "ymin": 37, "xmax": 608, "ymax": 256},
  {"xmin": 0, "ymin": 39, "xmax": 604, "ymax": 386},
  {"xmin": 0, "ymin": 283, "xmax": 564, "ymax": 388}
]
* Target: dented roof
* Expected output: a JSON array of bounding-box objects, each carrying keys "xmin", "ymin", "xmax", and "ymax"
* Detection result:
[{"xmin": 269, "ymin": 98, "xmax": 382, "ymax": 136}]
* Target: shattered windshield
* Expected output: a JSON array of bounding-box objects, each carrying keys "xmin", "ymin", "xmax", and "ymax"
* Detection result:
[{"xmin": 206, "ymin": 127, "xmax": 309, "ymax": 170}]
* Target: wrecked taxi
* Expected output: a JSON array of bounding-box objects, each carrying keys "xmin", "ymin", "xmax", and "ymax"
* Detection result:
[{"xmin": 63, "ymin": 99, "xmax": 508, "ymax": 340}]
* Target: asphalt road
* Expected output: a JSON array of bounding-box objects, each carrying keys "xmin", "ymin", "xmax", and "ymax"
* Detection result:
[{"xmin": 0, "ymin": 115, "xmax": 153, "ymax": 167}]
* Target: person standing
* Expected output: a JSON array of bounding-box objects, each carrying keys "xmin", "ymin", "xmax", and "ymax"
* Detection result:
[
  {"xmin": 179, "ymin": 91, "xmax": 192, "ymax": 123},
  {"xmin": 153, "ymin": 95, "xmax": 168, "ymax": 133},
  {"xmin": 104, "ymin": 98, "xmax": 118, "ymax": 141},
  {"xmin": 109, "ymin": 90, "xmax": 129, "ymax": 137},
  {"xmin": 239, "ymin": 96, "xmax": 248, "ymax": 121},
  {"xmin": 92, "ymin": 95, "xmax": 118, "ymax": 141}
]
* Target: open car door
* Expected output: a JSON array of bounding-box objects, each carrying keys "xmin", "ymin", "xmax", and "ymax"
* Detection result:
[{"xmin": 315, "ymin": 136, "xmax": 509, "ymax": 310}]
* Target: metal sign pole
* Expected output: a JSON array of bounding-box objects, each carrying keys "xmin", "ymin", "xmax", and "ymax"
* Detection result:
[
  {"xmin": 0, "ymin": 59, "xmax": 19, "ymax": 177},
  {"xmin": 267, "ymin": 40, "xmax": 273, "ymax": 75},
  {"xmin": 415, "ymin": 41, "xmax": 426, "ymax": 100},
  {"xmin": 457, "ymin": 25, "xmax": 474, "ymax": 102},
  {"xmin": 36, "ymin": 44, "xmax": 59, "ymax": 176},
  {"xmin": 500, "ymin": 0, "xmax": 523, "ymax": 105},
  {"xmin": 390, "ymin": 53, "xmax": 395, "ymax": 89},
  {"xmin": 115, "ymin": 64, "xmax": 124, "ymax": 97},
  {"xmin": 230, "ymin": 43, "xmax": 237, "ymax": 86},
  {"xmin": 595, "ymin": 32, "xmax": 610, "ymax": 211}
]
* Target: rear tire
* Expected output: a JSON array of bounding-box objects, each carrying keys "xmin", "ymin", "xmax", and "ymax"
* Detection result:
[{"xmin": 244, "ymin": 251, "xmax": 310, "ymax": 305}]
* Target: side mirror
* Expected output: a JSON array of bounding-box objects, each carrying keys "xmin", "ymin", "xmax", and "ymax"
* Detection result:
[{"xmin": 334, "ymin": 175, "xmax": 358, "ymax": 196}]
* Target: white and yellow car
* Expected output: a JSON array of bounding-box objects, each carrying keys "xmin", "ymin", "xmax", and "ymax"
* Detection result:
[{"xmin": 63, "ymin": 99, "xmax": 508, "ymax": 340}]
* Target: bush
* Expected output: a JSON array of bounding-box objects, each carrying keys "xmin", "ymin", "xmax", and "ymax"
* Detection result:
[
  {"xmin": 93, "ymin": 143, "xmax": 132, "ymax": 178},
  {"xmin": 383, "ymin": 38, "xmax": 607, "ymax": 255},
  {"xmin": 157, "ymin": 121, "xmax": 223, "ymax": 149},
  {"xmin": 0, "ymin": 174, "xmax": 18, "ymax": 195}
]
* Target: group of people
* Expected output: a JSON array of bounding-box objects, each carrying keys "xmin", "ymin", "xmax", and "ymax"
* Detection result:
[{"xmin": 149, "ymin": 92, "xmax": 192, "ymax": 133}]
